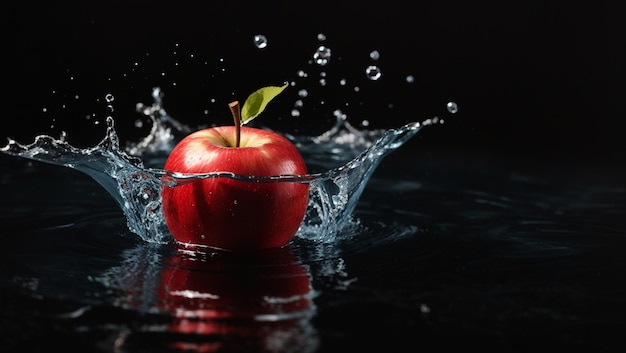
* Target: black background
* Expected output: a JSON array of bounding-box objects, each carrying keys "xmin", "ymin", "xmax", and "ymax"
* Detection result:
[{"xmin": 2, "ymin": 1, "xmax": 625, "ymax": 168}]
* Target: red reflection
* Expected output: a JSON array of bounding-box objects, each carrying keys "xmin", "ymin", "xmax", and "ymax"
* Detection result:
[{"xmin": 158, "ymin": 245, "xmax": 316, "ymax": 352}]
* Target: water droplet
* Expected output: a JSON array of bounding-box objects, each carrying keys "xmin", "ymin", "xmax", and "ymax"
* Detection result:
[
  {"xmin": 291, "ymin": 109, "xmax": 300, "ymax": 117},
  {"xmin": 297, "ymin": 70, "xmax": 307, "ymax": 78},
  {"xmin": 106, "ymin": 105, "xmax": 114, "ymax": 113},
  {"xmin": 406, "ymin": 75, "xmax": 415, "ymax": 83},
  {"xmin": 313, "ymin": 46, "xmax": 331, "ymax": 66},
  {"xmin": 319, "ymin": 79, "xmax": 327, "ymax": 86},
  {"xmin": 253, "ymin": 34, "xmax": 268, "ymax": 49},
  {"xmin": 339, "ymin": 79, "xmax": 347, "ymax": 86},
  {"xmin": 105, "ymin": 93, "xmax": 115, "ymax": 103},
  {"xmin": 134, "ymin": 119, "xmax": 143, "ymax": 128},
  {"xmin": 365, "ymin": 65, "xmax": 382, "ymax": 80},
  {"xmin": 317, "ymin": 33, "xmax": 326, "ymax": 41},
  {"xmin": 446, "ymin": 101, "xmax": 458, "ymax": 114},
  {"xmin": 361, "ymin": 120, "xmax": 370, "ymax": 127},
  {"xmin": 369, "ymin": 50, "xmax": 380, "ymax": 60},
  {"xmin": 294, "ymin": 100, "xmax": 303, "ymax": 108},
  {"xmin": 298, "ymin": 89, "xmax": 308, "ymax": 98}
]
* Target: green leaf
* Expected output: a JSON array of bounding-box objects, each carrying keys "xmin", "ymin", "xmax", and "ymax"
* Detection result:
[{"xmin": 240, "ymin": 84, "xmax": 288, "ymax": 125}]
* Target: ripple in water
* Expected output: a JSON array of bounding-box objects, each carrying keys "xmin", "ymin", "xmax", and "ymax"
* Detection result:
[{"xmin": 1, "ymin": 87, "xmax": 444, "ymax": 247}]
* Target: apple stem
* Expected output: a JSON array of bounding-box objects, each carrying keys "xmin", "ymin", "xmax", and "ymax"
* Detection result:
[{"xmin": 228, "ymin": 101, "xmax": 241, "ymax": 148}]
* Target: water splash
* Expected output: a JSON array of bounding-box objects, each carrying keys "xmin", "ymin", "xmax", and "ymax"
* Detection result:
[
  {"xmin": 446, "ymin": 101, "xmax": 459, "ymax": 114},
  {"xmin": 365, "ymin": 65, "xmax": 382, "ymax": 80},
  {"xmin": 313, "ymin": 46, "xmax": 331, "ymax": 66},
  {"xmin": 253, "ymin": 34, "xmax": 268, "ymax": 49},
  {"xmin": 1, "ymin": 89, "xmax": 443, "ymax": 246}
]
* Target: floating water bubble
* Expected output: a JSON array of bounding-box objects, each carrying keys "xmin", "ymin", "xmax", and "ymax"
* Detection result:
[
  {"xmin": 406, "ymin": 75, "xmax": 415, "ymax": 83},
  {"xmin": 297, "ymin": 70, "xmax": 307, "ymax": 78},
  {"xmin": 339, "ymin": 79, "xmax": 347, "ymax": 86},
  {"xmin": 298, "ymin": 89, "xmax": 308, "ymax": 98},
  {"xmin": 365, "ymin": 66, "xmax": 382, "ymax": 80},
  {"xmin": 294, "ymin": 100, "xmax": 303, "ymax": 108},
  {"xmin": 369, "ymin": 50, "xmax": 380, "ymax": 60},
  {"xmin": 105, "ymin": 93, "xmax": 115, "ymax": 103},
  {"xmin": 317, "ymin": 33, "xmax": 326, "ymax": 42},
  {"xmin": 291, "ymin": 109, "xmax": 300, "ymax": 117},
  {"xmin": 319, "ymin": 79, "xmax": 326, "ymax": 86},
  {"xmin": 253, "ymin": 34, "xmax": 268, "ymax": 49},
  {"xmin": 313, "ymin": 46, "xmax": 331, "ymax": 66},
  {"xmin": 446, "ymin": 101, "xmax": 458, "ymax": 114}
]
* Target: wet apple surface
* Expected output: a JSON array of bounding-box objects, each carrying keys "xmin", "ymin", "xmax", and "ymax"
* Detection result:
[{"xmin": 162, "ymin": 125, "xmax": 309, "ymax": 251}]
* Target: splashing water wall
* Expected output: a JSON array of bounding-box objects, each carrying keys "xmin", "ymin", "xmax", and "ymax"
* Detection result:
[
  {"xmin": 1, "ymin": 33, "xmax": 455, "ymax": 248},
  {"xmin": 1, "ymin": 88, "xmax": 448, "ymax": 246}
]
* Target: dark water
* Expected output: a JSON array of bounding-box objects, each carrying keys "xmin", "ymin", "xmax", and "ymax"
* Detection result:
[{"xmin": 1, "ymin": 149, "xmax": 624, "ymax": 352}]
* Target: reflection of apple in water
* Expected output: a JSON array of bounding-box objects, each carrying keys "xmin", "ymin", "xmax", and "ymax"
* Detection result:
[
  {"xmin": 159, "ymin": 246, "xmax": 315, "ymax": 351},
  {"xmin": 161, "ymin": 85, "xmax": 310, "ymax": 251}
]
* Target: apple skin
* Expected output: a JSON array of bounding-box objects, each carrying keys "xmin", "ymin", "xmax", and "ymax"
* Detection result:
[{"xmin": 161, "ymin": 125, "xmax": 309, "ymax": 251}]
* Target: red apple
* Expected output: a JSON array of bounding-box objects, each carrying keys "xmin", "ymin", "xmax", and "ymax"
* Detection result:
[{"xmin": 161, "ymin": 101, "xmax": 309, "ymax": 251}]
